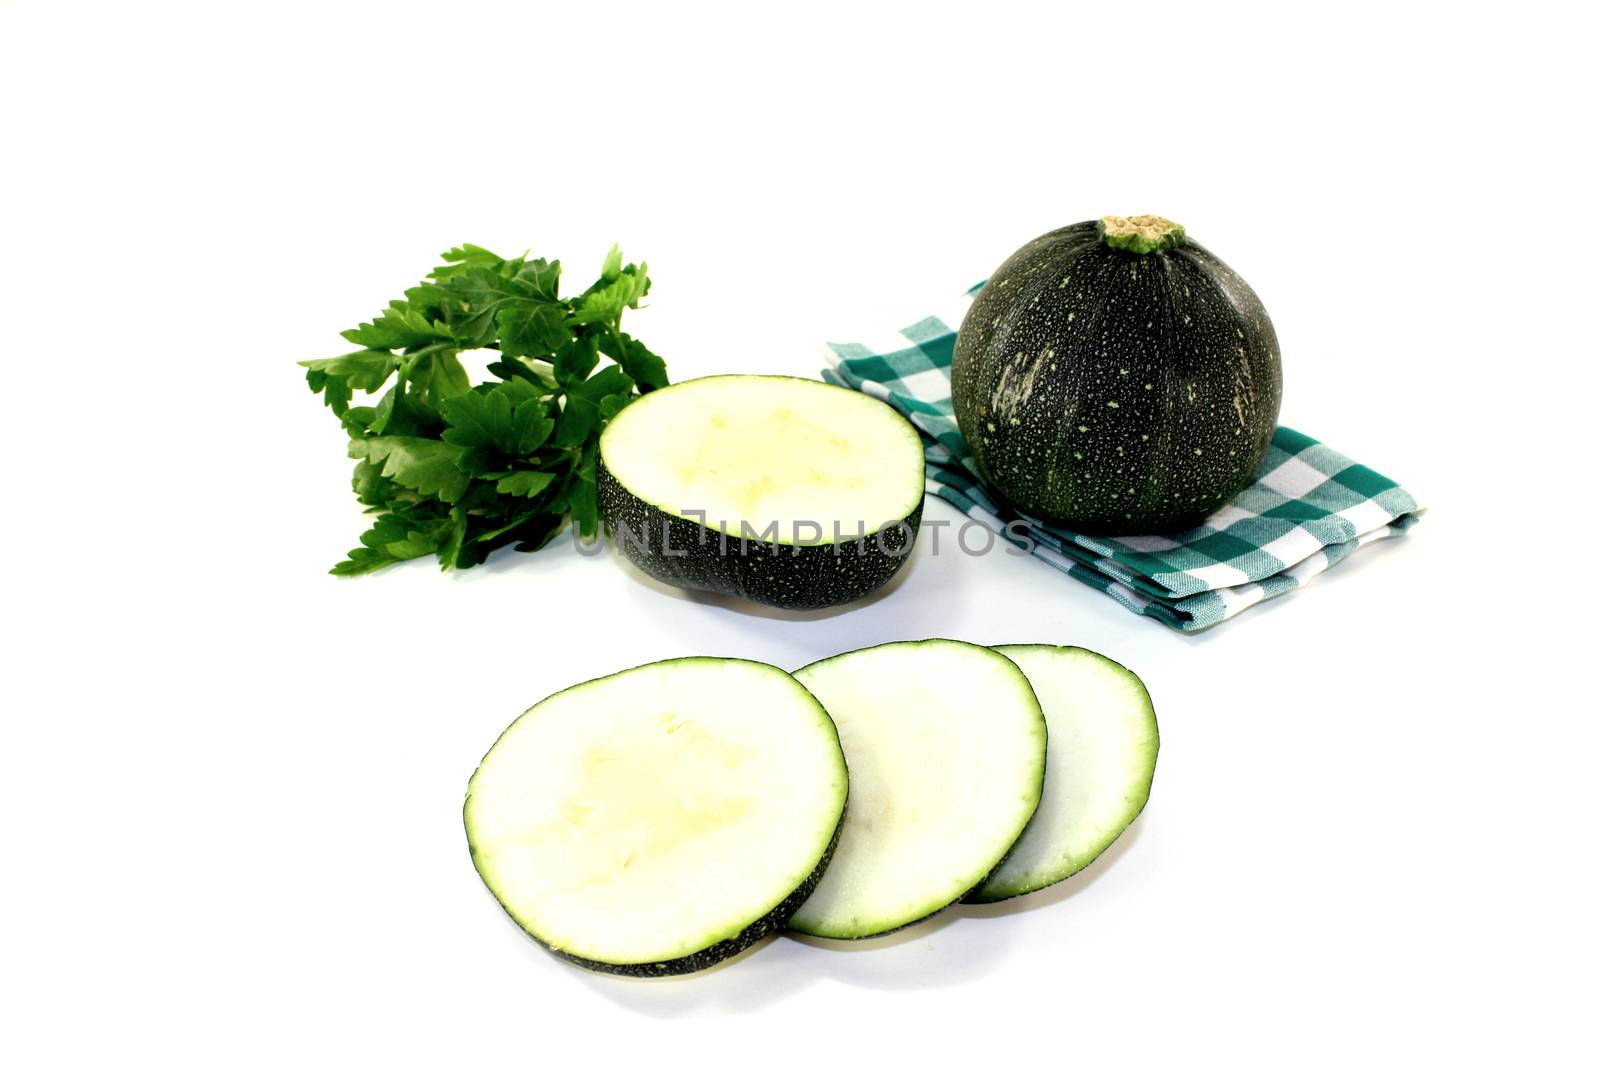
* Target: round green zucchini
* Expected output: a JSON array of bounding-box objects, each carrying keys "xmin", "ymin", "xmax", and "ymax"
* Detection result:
[
  {"xmin": 597, "ymin": 375, "xmax": 925, "ymax": 610},
  {"xmin": 951, "ymin": 215, "xmax": 1282, "ymax": 533}
]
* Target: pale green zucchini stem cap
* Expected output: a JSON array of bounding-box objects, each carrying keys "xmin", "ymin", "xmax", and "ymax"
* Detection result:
[{"xmin": 1098, "ymin": 214, "xmax": 1185, "ymax": 254}]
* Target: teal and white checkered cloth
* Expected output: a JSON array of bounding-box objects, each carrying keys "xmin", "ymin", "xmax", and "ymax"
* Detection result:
[{"xmin": 822, "ymin": 286, "xmax": 1424, "ymax": 632}]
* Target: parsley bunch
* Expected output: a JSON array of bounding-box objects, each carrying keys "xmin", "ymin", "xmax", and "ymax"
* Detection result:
[{"xmin": 302, "ymin": 244, "xmax": 667, "ymax": 575}]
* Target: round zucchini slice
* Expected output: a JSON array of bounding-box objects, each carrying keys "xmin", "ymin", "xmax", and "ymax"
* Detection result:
[
  {"xmin": 597, "ymin": 375, "xmax": 925, "ymax": 610},
  {"xmin": 465, "ymin": 657, "xmax": 848, "ymax": 976},
  {"xmin": 787, "ymin": 639, "xmax": 1047, "ymax": 938},
  {"xmin": 970, "ymin": 645, "xmax": 1158, "ymax": 903}
]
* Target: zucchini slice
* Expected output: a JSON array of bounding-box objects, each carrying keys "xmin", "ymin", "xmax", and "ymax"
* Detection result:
[
  {"xmin": 970, "ymin": 645, "xmax": 1158, "ymax": 903},
  {"xmin": 787, "ymin": 640, "xmax": 1047, "ymax": 938},
  {"xmin": 464, "ymin": 658, "xmax": 848, "ymax": 976},
  {"xmin": 598, "ymin": 375, "xmax": 925, "ymax": 610}
]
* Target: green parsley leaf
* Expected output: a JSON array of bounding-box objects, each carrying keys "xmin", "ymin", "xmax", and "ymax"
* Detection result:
[
  {"xmin": 302, "ymin": 349, "xmax": 403, "ymax": 415},
  {"xmin": 553, "ymin": 336, "xmax": 600, "ymax": 386},
  {"xmin": 331, "ymin": 510, "xmax": 451, "ymax": 575},
  {"xmin": 512, "ymin": 258, "xmax": 562, "ymax": 302},
  {"xmin": 553, "ymin": 364, "xmax": 633, "ymax": 448},
  {"xmin": 569, "ymin": 441, "xmax": 601, "ymax": 539},
  {"xmin": 399, "ymin": 347, "xmax": 472, "ymax": 410},
  {"xmin": 307, "ymin": 242, "xmax": 667, "ymax": 574},
  {"xmin": 348, "ymin": 436, "xmax": 471, "ymax": 504},
  {"xmin": 497, "ymin": 302, "xmax": 569, "ymax": 359},
  {"xmin": 599, "ymin": 329, "xmax": 668, "ymax": 392},
  {"xmin": 301, "ymin": 349, "xmax": 402, "ymax": 391},
  {"xmin": 342, "ymin": 302, "xmax": 455, "ymax": 350},
  {"xmin": 430, "ymin": 244, "xmax": 508, "ymax": 279},
  {"xmin": 439, "ymin": 386, "xmax": 555, "ymax": 456},
  {"xmin": 494, "ymin": 471, "xmax": 558, "ymax": 498},
  {"xmin": 572, "ymin": 263, "xmax": 650, "ymax": 326}
]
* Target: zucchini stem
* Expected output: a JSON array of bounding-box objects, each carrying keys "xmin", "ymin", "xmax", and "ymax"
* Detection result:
[{"xmin": 1098, "ymin": 215, "xmax": 1185, "ymax": 254}]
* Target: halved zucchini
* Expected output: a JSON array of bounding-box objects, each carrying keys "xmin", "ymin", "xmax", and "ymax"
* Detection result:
[
  {"xmin": 969, "ymin": 645, "xmax": 1158, "ymax": 903},
  {"xmin": 597, "ymin": 375, "xmax": 925, "ymax": 610},
  {"xmin": 464, "ymin": 657, "xmax": 848, "ymax": 976},
  {"xmin": 787, "ymin": 639, "xmax": 1047, "ymax": 938}
]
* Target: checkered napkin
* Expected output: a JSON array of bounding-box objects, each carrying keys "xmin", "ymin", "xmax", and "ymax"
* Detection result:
[{"xmin": 821, "ymin": 287, "xmax": 1424, "ymax": 632}]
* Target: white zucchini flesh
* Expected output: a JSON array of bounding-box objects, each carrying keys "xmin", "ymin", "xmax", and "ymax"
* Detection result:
[
  {"xmin": 598, "ymin": 375, "xmax": 924, "ymax": 544},
  {"xmin": 788, "ymin": 640, "xmax": 1047, "ymax": 938},
  {"xmin": 465, "ymin": 658, "xmax": 848, "ymax": 972},
  {"xmin": 971, "ymin": 645, "xmax": 1158, "ymax": 903}
]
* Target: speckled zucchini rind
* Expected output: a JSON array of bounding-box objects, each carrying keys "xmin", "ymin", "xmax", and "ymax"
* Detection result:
[
  {"xmin": 598, "ymin": 462, "xmax": 922, "ymax": 610},
  {"xmin": 952, "ymin": 216, "xmax": 1282, "ymax": 534},
  {"xmin": 596, "ymin": 375, "xmax": 925, "ymax": 610}
]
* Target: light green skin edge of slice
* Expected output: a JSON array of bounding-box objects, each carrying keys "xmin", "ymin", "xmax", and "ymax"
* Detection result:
[
  {"xmin": 967, "ymin": 644, "xmax": 1159, "ymax": 904},
  {"xmin": 464, "ymin": 656, "xmax": 849, "ymax": 970},
  {"xmin": 785, "ymin": 638, "xmax": 1048, "ymax": 939}
]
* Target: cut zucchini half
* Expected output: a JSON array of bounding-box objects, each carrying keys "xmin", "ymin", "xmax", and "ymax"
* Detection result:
[
  {"xmin": 787, "ymin": 639, "xmax": 1047, "ymax": 939},
  {"xmin": 970, "ymin": 645, "xmax": 1158, "ymax": 903},
  {"xmin": 598, "ymin": 375, "xmax": 926, "ymax": 610},
  {"xmin": 464, "ymin": 657, "xmax": 848, "ymax": 976}
]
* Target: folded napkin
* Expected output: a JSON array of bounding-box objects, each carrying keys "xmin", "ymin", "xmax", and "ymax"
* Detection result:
[{"xmin": 822, "ymin": 287, "xmax": 1424, "ymax": 632}]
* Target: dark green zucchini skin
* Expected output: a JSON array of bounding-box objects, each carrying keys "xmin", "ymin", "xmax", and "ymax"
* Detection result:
[
  {"xmin": 597, "ymin": 462, "xmax": 922, "ymax": 610},
  {"xmin": 952, "ymin": 221, "xmax": 1281, "ymax": 533},
  {"xmin": 495, "ymin": 812, "xmax": 846, "ymax": 978}
]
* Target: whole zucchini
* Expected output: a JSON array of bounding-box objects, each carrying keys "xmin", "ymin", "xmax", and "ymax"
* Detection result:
[{"xmin": 952, "ymin": 215, "xmax": 1281, "ymax": 533}]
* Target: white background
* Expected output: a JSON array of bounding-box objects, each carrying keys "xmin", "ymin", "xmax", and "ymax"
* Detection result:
[{"xmin": 4, "ymin": 2, "xmax": 1596, "ymax": 1063}]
